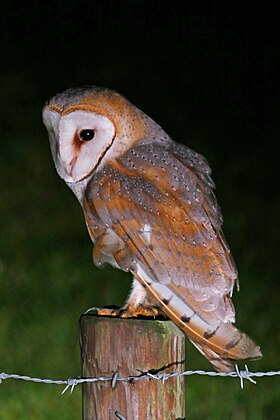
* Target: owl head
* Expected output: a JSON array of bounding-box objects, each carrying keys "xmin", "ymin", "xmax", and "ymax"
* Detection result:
[{"xmin": 42, "ymin": 86, "xmax": 154, "ymax": 186}]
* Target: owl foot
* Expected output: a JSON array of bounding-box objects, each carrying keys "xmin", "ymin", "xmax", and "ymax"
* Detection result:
[
  {"xmin": 97, "ymin": 304, "xmax": 163, "ymax": 319},
  {"xmin": 119, "ymin": 304, "xmax": 161, "ymax": 319}
]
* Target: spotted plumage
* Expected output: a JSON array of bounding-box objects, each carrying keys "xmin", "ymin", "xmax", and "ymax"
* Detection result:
[{"xmin": 43, "ymin": 85, "xmax": 262, "ymax": 371}]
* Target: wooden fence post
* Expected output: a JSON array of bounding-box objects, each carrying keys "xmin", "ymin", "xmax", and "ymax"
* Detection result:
[{"xmin": 80, "ymin": 313, "xmax": 185, "ymax": 420}]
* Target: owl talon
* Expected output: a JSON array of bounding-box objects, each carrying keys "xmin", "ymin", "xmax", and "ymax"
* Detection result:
[
  {"xmin": 97, "ymin": 306, "xmax": 121, "ymax": 317},
  {"xmin": 96, "ymin": 305, "xmax": 162, "ymax": 319},
  {"xmin": 119, "ymin": 304, "xmax": 161, "ymax": 319}
]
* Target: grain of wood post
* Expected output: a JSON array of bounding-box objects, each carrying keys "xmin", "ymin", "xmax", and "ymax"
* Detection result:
[{"xmin": 80, "ymin": 313, "xmax": 185, "ymax": 420}]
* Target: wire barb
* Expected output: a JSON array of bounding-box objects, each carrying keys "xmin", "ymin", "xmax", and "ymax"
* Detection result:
[
  {"xmin": 61, "ymin": 378, "xmax": 79, "ymax": 395},
  {"xmin": 161, "ymin": 373, "xmax": 167, "ymax": 384},
  {"xmin": 235, "ymin": 365, "xmax": 257, "ymax": 389},
  {"xmin": 115, "ymin": 411, "xmax": 126, "ymax": 420},
  {"xmin": 0, "ymin": 372, "xmax": 7, "ymax": 384},
  {"xmin": 111, "ymin": 371, "xmax": 119, "ymax": 389}
]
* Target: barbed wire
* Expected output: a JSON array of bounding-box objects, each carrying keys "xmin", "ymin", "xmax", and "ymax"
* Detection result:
[{"xmin": 1, "ymin": 366, "xmax": 280, "ymax": 394}]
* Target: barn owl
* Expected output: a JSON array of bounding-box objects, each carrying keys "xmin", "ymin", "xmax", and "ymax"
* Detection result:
[{"xmin": 42, "ymin": 85, "xmax": 262, "ymax": 372}]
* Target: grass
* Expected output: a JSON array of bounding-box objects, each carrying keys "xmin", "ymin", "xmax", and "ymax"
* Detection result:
[{"xmin": 0, "ymin": 113, "xmax": 279, "ymax": 419}]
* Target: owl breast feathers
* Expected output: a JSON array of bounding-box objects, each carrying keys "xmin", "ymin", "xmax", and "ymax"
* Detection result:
[{"xmin": 43, "ymin": 85, "xmax": 262, "ymax": 372}]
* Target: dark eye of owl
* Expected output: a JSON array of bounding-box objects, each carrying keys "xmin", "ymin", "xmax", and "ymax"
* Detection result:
[{"xmin": 79, "ymin": 129, "xmax": 95, "ymax": 141}]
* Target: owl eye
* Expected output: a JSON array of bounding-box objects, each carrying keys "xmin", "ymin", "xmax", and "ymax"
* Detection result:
[{"xmin": 79, "ymin": 129, "xmax": 95, "ymax": 141}]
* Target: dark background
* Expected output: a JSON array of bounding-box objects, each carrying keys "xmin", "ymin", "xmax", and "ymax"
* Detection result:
[{"xmin": 0, "ymin": 1, "xmax": 279, "ymax": 418}]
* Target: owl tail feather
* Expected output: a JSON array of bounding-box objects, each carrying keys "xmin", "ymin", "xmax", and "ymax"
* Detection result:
[
  {"xmin": 185, "ymin": 320, "xmax": 262, "ymax": 372},
  {"xmin": 188, "ymin": 336, "xmax": 235, "ymax": 372},
  {"xmin": 133, "ymin": 268, "xmax": 262, "ymax": 372},
  {"xmin": 188, "ymin": 328, "xmax": 261, "ymax": 372}
]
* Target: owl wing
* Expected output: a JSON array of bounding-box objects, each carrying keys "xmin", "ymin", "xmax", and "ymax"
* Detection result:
[{"xmin": 84, "ymin": 141, "xmax": 262, "ymax": 371}]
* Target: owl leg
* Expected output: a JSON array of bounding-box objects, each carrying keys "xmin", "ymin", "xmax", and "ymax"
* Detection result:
[
  {"xmin": 97, "ymin": 278, "xmax": 163, "ymax": 318},
  {"xmin": 126, "ymin": 277, "xmax": 150, "ymax": 307},
  {"xmin": 117, "ymin": 278, "xmax": 161, "ymax": 318}
]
